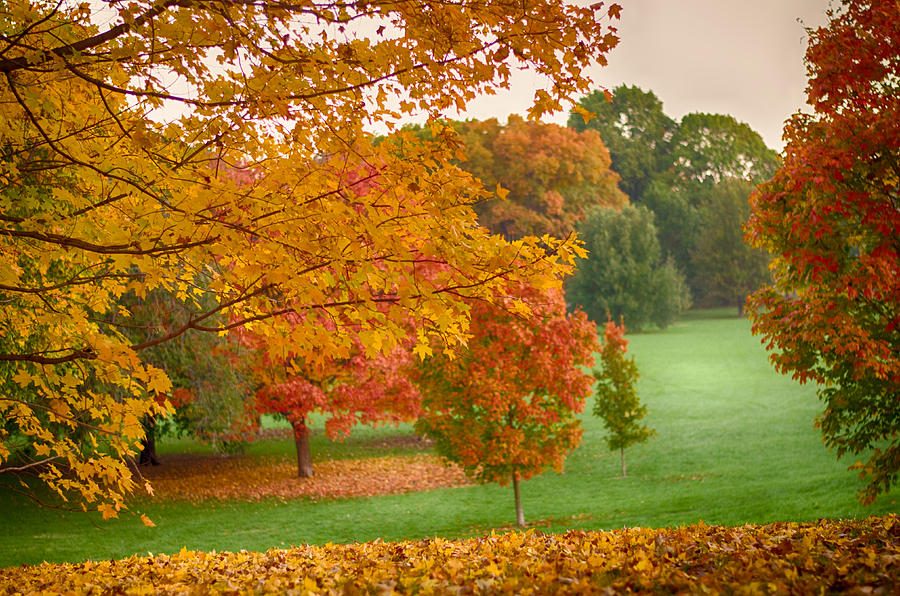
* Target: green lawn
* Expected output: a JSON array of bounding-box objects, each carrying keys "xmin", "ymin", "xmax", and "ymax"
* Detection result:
[{"xmin": 1, "ymin": 309, "xmax": 896, "ymax": 567}]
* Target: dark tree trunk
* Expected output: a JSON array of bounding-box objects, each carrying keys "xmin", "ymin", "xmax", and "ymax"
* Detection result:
[
  {"xmin": 737, "ymin": 300, "xmax": 745, "ymax": 318},
  {"xmin": 512, "ymin": 472, "xmax": 525, "ymax": 527},
  {"xmin": 293, "ymin": 420, "xmax": 314, "ymax": 478},
  {"xmin": 139, "ymin": 417, "xmax": 159, "ymax": 466},
  {"xmin": 620, "ymin": 448, "xmax": 627, "ymax": 477}
]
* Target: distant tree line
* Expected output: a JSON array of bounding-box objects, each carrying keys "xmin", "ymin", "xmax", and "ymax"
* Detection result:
[
  {"xmin": 436, "ymin": 87, "xmax": 778, "ymax": 329},
  {"xmin": 569, "ymin": 85, "xmax": 778, "ymax": 318}
]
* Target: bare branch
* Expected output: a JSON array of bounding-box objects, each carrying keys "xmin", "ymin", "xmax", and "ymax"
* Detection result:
[{"xmin": 0, "ymin": 456, "xmax": 61, "ymax": 474}]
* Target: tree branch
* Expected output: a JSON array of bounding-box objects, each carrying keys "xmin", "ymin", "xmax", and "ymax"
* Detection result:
[
  {"xmin": 0, "ymin": 270, "xmax": 141, "ymax": 294},
  {"xmin": 0, "ymin": 226, "xmax": 217, "ymax": 255},
  {"xmin": 0, "ymin": 456, "xmax": 60, "ymax": 474},
  {"xmin": 0, "ymin": 0, "xmax": 190, "ymax": 74},
  {"xmin": 0, "ymin": 347, "xmax": 97, "ymax": 364}
]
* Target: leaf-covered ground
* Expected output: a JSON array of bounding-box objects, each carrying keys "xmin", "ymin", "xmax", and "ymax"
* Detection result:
[
  {"xmin": 137, "ymin": 453, "xmax": 471, "ymax": 503},
  {"xmin": 2, "ymin": 516, "xmax": 897, "ymax": 594}
]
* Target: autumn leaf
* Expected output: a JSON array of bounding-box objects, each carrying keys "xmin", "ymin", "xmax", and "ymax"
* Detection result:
[
  {"xmin": 572, "ymin": 105, "xmax": 596, "ymax": 124},
  {"xmin": 97, "ymin": 503, "xmax": 118, "ymax": 521},
  {"xmin": 413, "ymin": 343, "xmax": 433, "ymax": 360}
]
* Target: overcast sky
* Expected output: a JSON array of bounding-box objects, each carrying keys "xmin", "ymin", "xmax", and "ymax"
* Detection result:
[{"xmin": 457, "ymin": 0, "xmax": 833, "ymax": 152}]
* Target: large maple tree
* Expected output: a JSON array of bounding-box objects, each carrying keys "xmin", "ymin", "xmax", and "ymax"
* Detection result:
[
  {"xmin": 745, "ymin": 0, "xmax": 900, "ymax": 503},
  {"xmin": 0, "ymin": 0, "xmax": 622, "ymax": 517},
  {"xmin": 414, "ymin": 283, "xmax": 598, "ymax": 527}
]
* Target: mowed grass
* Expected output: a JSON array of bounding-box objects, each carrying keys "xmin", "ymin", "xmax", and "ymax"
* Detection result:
[{"xmin": 1, "ymin": 309, "xmax": 896, "ymax": 567}]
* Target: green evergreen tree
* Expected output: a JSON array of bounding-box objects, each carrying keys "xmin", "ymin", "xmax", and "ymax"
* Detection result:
[{"xmin": 593, "ymin": 318, "xmax": 656, "ymax": 477}]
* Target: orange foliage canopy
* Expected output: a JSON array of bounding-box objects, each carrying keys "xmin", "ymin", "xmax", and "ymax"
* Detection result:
[
  {"xmin": 455, "ymin": 116, "xmax": 627, "ymax": 238},
  {"xmin": 237, "ymin": 305, "xmax": 420, "ymax": 477},
  {"xmin": 252, "ymin": 331, "xmax": 421, "ymax": 441}
]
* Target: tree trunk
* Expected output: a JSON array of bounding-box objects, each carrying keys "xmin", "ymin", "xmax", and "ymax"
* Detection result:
[
  {"xmin": 620, "ymin": 448, "xmax": 627, "ymax": 477},
  {"xmin": 737, "ymin": 300, "xmax": 745, "ymax": 318},
  {"xmin": 293, "ymin": 420, "xmax": 314, "ymax": 478},
  {"xmin": 139, "ymin": 417, "xmax": 160, "ymax": 466},
  {"xmin": 512, "ymin": 472, "xmax": 525, "ymax": 527}
]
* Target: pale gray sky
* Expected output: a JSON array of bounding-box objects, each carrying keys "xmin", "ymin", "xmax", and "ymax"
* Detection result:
[{"xmin": 457, "ymin": 1, "xmax": 833, "ymax": 151}]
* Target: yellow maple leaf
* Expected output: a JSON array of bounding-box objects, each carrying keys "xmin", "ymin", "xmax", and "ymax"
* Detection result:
[
  {"xmin": 413, "ymin": 343, "xmax": 433, "ymax": 360},
  {"xmin": 572, "ymin": 105, "xmax": 596, "ymax": 124},
  {"xmin": 98, "ymin": 503, "xmax": 118, "ymax": 520}
]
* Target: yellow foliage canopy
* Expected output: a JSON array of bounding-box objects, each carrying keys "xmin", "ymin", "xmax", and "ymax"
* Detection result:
[{"xmin": 0, "ymin": 1, "xmax": 621, "ymax": 513}]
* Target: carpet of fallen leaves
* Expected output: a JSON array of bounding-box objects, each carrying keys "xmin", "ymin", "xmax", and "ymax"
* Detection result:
[
  {"xmin": 137, "ymin": 454, "xmax": 471, "ymax": 503},
  {"xmin": 3, "ymin": 516, "xmax": 898, "ymax": 594}
]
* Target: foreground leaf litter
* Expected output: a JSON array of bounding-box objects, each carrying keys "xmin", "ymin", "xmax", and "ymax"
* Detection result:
[{"xmin": 2, "ymin": 517, "xmax": 897, "ymax": 593}]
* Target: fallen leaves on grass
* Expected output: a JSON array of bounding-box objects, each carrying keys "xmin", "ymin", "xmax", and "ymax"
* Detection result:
[
  {"xmin": 2, "ymin": 516, "xmax": 898, "ymax": 593},
  {"xmin": 137, "ymin": 454, "xmax": 470, "ymax": 503}
]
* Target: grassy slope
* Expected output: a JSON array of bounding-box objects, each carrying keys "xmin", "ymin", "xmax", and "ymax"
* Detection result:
[{"xmin": 1, "ymin": 310, "xmax": 896, "ymax": 567}]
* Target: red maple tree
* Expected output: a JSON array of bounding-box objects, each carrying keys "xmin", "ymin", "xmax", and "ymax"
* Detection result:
[
  {"xmin": 745, "ymin": 0, "xmax": 900, "ymax": 503},
  {"xmin": 414, "ymin": 282, "xmax": 598, "ymax": 526},
  {"xmin": 243, "ymin": 312, "xmax": 420, "ymax": 477}
]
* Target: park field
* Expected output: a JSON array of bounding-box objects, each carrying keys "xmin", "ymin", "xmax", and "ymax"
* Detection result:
[{"xmin": 1, "ymin": 309, "xmax": 896, "ymax": 568}]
